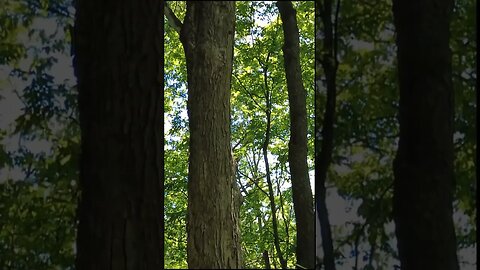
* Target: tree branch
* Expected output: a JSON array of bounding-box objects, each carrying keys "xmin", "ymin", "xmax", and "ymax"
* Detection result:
[
  {"xmin": 233, "ymin": 73, "xmax": 265, "ymax": 111},
  {"xmin": 333, "ymin": 0, "xmax": 341, "ymax": 69},
  {"xmin": 165, "ymin": 3, "xmax": 183, "ymax": 35},
  {"xmin": 238, "ymin": 169, "xmax": 269, "ymax": 197}
]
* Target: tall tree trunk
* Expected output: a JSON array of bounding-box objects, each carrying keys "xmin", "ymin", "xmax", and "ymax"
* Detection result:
[
  {"xmin": 179, "ymin": 2, "xmax": 241, "ymax": 268},
  {"xmin": 316, "ymin": 0, "xmax": 340, "ymax": 269},
  {"xmin": 73, "ymin": 0, "xmax": 164, "ymax": 269},
  {"xmin": 392, "ymin": 0, "xmax": 459, "ymax": 269},
  {"xmin": 260, "ymin": 52, "xmax": 287, "ymax": 270},
  {"xmin": 277, "ymin": 2, "xmax": 314, "ymax": 269}
]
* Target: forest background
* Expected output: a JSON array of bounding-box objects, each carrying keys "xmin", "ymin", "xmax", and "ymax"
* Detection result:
[{"xmin": 0, "ymin": 0, "xmax": 476, "ymax": 269}]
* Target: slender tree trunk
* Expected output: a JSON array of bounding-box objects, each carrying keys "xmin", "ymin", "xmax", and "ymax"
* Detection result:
[
  {"xmin": 392, "ymin": 0, "xmax": 459, "ymax": 269},
  {"xmin": 316, "ymin": 0, "xmax": 340, "ymax": 269},
  {"xmin": 73, "ymin": 0, "xmax": 164, "ymax": 269},
  {"xmin": 263, "ymin": 133, "xmax": 286, "ymax": 269},
  {"xmin": 260, "ymin": 54, "xmax": 287, "ymax": 269},
  {"xmin": 263, "ymin": 250, "xmax": 271, "ymax": 269},
  {"xmin": 277, "ymin": 2, "xmax": 314, "ymax": 269},
  {"xmin": 179, "ymin": 2, "xmax": 241, "ymax": 268}
]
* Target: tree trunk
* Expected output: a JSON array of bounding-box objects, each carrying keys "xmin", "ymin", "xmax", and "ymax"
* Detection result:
[
  {"xmin": 277, "ymin": 2, "xmax": 314, "ymax": 269},
  {"xmin": 316, "ymin": 0, "xmax": 340, "ymax": 269},
  {"xmin": 180, "ymin": 2, "xmax": 241, "ymax": 269},
  {"xmin": 72, "ymin": 1, "xmax": 164, "ymax": 269},
  {"xmin": 392, "ymin": 0, "xmax": 459, "ymax": 269},
  {"xmin": 263, "ymin": 250, "xmax": 271, "ymax": 269},
  {"xmin": 260, "ymin": 58, "xmax": 287, "ymax": 268}
]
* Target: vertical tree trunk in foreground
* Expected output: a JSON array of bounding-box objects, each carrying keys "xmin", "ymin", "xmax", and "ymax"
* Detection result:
[
  {"xmin": 277, "ymin": 2, "xmax": 315, "ymax": 269},
  {"xmin": 180, "ymin": 2, "xmax": 241, "ymax": 268},
  {"xmin": 392, "ymin": 0, "xmax": 459, "ymax": 269},
  {"xmin": 316, "ymin": 0, "xmax": 340, "ymax": 269},
  {"xmin": 73, "ymin": 0, "xmax": 164, "ymax": 269}
]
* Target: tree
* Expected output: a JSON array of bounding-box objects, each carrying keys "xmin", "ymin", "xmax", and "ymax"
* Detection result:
[
  {"xmin": 277, "ymin": 2, "xmax": 314, "ymax": 269},
  {"xmin": 0, "ymin": 0, "xmax": 474, "ymax": 268},
  {"xmin": 72, "ymin": 0, "xmax": 164, "ymax": 268},
  {"xmin": 166, "ymin": 1, "xmax": 241, "ymax": 268},
  {"xmin": 316, "ymin": 0, "xmax": 340, "ymax": 269},
  {"xmin": 392, "ymin": 0, "xmax": 459, "ymax": 269},
  {"xmin": 258, "ymin": 50, "xmax": 288, "ymax": 269}
]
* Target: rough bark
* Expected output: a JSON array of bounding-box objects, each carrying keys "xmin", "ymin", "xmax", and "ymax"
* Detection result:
[
  {"xmin": 72, "ymin": 0, "xmax": 164, "ymax": 269},
  {"xmin": 316, "ymin": 0, "xmax": 340, "ymax": 269},
  {"xmin": 276, "ymin": 2, "xmax": 315, "ymax": 269},
  {"xmin": 179, "ymin": 2, "xmax": 241, "ymax": 269},
  {"xmin": 392, "ymin": 0, "xmax": 459, "ymax": 269}
]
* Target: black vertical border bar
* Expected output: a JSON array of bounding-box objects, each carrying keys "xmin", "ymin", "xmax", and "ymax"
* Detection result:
[
  {"xmin": 160, "ymin": 0, "xmax": 165, "ymax": 268},
  {"xmin": 314, "ymin": 0, "xmax": 321, "ymax": 267},
  {"xmin": 476, "ymin": 0, "xmax": 479, "ymax": 266},
  {"xmin": 313, "ymin": 0, "xmax": 320, "ymax": 269}
]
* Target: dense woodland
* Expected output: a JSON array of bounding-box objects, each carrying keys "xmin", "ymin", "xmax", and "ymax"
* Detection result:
[
  {"xmin": 315, "ymin": 0, "xmax": 476, "ymax": 269},
  {"xmin": 0, "ymin": 0, "xmax": 476, "ymax": 270},
  {"xmin": 164, "ymin": 1, "xmax": 314, "ymax": 268}
]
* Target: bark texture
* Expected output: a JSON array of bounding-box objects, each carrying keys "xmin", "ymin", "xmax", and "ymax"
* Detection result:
[
  {"xmin": 180, "ymin": 2, "xmax": 241, "ymax": 269},
  {"xmin": 73, "ymin": 0, "xmax": 164, "ymax": 269},
  {"xmin": 392, "ymin": 0, "xmax": 459, "ymax": 269},
  {"xmin": 277, "ymin": 2, "xmax": 315, "ymax": 269}
]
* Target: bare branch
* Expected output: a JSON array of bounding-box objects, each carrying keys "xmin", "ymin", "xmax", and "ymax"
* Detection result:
[
  {"xmin": 233, "ymin": 73, "xmax": 265, "ymax": 111},
  {"xmin": 165, "ymin": 3, "xmax": 183, "ymax": 35}
]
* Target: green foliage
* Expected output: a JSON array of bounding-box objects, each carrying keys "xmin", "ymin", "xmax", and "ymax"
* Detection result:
[
  {"xmin": 0, "ymin": 0, "xmax": 474, "ymax": 268},
  {"xmin": 316, "ymin": 0, "xmax": 476, "ymax": 268},
  {"xmin": 0, "ymin": 0, "xmax": 77, "ymax": 268},
  {"xmin": 164, "ymin": 1, "xmax": 314, "ymax": 268},
  {"xmin": 450, "ymin": 0, "xmax": 476, "ymax": 253}
]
